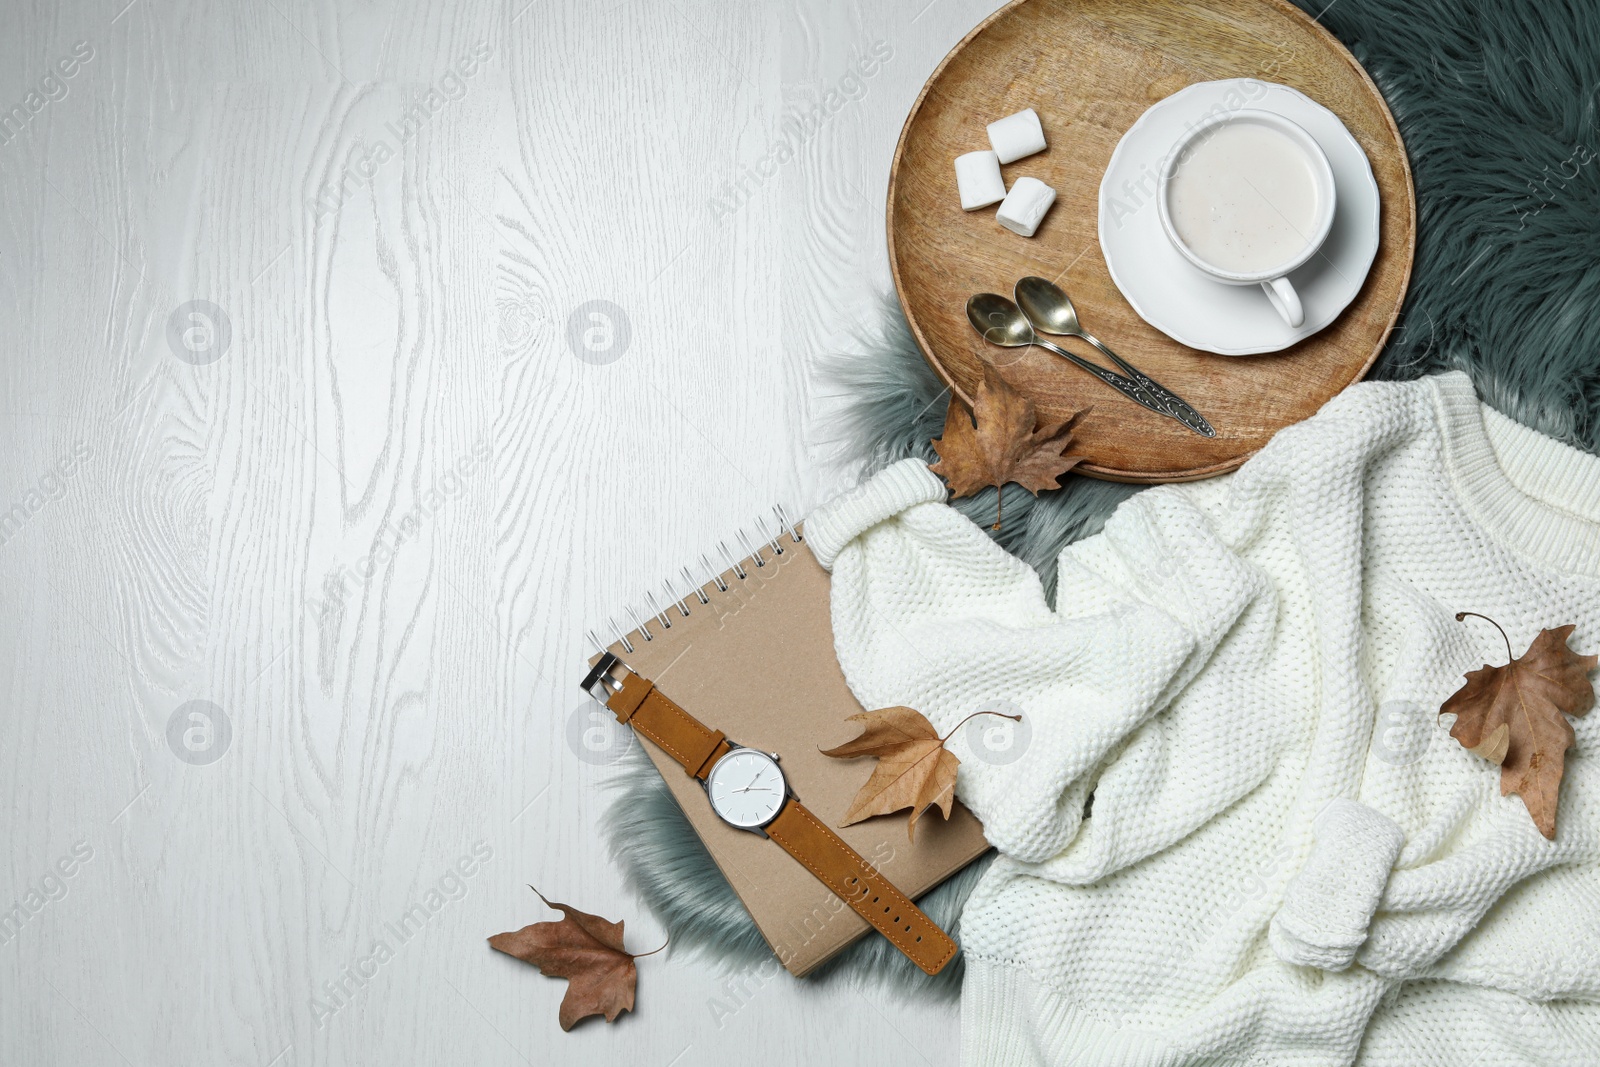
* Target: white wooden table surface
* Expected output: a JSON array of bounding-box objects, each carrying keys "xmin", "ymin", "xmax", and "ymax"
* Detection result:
[{"xmin": 0, "ymin": 0, "xmax": 1007, "ymax": 1063}]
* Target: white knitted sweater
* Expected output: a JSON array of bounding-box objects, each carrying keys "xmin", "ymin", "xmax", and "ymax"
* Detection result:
[{"xmin": 808, "ymin": 374, "xmax": 1600, "ymax": 1066}]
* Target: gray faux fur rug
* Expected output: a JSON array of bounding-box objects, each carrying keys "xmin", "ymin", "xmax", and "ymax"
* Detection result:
[{"xmin": 605, "ymin": 0, "xmax": 1600, "ymax": 998}]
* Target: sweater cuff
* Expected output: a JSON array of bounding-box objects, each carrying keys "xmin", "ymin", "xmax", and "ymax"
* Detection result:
[
  {"xmin": 806, "ymin": 458, "xmax": 947, "ymax": 570},
  {"xmin": 1270, "ymin": 799, "xmax": 1404, "ymax": 971}
]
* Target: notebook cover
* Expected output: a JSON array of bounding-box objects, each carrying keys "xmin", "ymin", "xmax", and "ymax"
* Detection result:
[{"xmin": 594, "ymin": 528, "xmax": 991, "ymax": 977}]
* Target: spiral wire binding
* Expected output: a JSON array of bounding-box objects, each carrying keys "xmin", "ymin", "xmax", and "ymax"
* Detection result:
[
  {"xmin": 701, "ymin": 554, "xmax": 728, "ymax": 593},
  {"xmin": 642, "ymin": 590, "xmax": 672, "ymax": 633},
  {"xmin": 613, "ymin": 616, "xmax": 634, "ymax": 655},
  {"xmin": 735, "ymin": 528, "xmax": 765, "ymax": 568},
  {"xmin": 681, "ymin": 566, "xmax": 710, "ymax": 605},
  {"xmin": 720, "ymin": 539, "xmax": 747, "ymax": 581},
  {"xmin": 776, "ymin": 504, "xmax": 802, "ymax": 544},
  {"xmin": 588, "ymin": 505, "xmax": 803, "ymax": 656}
]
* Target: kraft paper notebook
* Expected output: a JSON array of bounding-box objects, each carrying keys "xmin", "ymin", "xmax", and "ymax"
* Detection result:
[{"xmin": 589, "ymin": 513, "xmax": 991, "ymax": 977}]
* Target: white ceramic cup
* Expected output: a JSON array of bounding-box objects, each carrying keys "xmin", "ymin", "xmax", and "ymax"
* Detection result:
[{"xmin": 1156, "ymin": 109, "xmax": 1336, "ymax": 329}]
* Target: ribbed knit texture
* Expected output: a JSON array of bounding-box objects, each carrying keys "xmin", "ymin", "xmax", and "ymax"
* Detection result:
[
  {"xmin": 812, "ymin": 373, "xmax": 1600, "ymax": 1066},
  {"xmin": 806, "ymin": 458, "xmax": 946, "ymax": 569}
]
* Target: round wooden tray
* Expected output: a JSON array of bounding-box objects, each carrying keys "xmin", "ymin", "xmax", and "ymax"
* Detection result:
[{"xmin": 887, "ymin": 0, "xmax": 1415, "ymax": 482}]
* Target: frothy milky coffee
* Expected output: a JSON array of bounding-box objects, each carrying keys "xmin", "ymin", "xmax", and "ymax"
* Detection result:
[{"xmin": 1167, "ymin": 121, "xmax": 1321, "ymax": 275}]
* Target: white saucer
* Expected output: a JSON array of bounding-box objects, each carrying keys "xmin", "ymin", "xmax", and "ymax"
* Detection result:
[{"xmin": 1098, "ymin": 79, "xmax": 1381, "ymax": 356}]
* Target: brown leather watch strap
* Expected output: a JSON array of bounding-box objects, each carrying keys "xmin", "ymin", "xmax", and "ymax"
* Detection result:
[
  {"xmin": 604, "ymin": 671, "xmax": 732, "ymax": 779},
  {"xmin": 586, "ymin": 656, "xmax": 958, "ymax": 975},
  {"xmin": 765, "ymin": 800, "xmax": 958, "ymax": 975}
]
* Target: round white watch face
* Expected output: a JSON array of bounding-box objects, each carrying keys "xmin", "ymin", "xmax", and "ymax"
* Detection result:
[{"xmin": 706, "ymin": 748, "xmax": 787, "ymax": 828}]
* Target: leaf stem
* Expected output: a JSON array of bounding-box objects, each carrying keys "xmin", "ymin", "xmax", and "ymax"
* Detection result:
[
  {"xmin": 993, "ymin": 486, "xmax": 1003, "ymax": 531},
  {"xmin": 631, "ymin": 936, "xmax": 670, "ymax": 960},
  {"xmin": 939, "ymin": 709, "xmax": 1023, "ymax": 744},
  {"xmin": 1456, "ymin": 611, "xmax": 1513, "ymax": 663}
]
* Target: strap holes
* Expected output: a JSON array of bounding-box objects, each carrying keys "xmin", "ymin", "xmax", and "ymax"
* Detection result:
[{"xmin": 915, "ymin": 935, "xmax": 922, "ymax": 942}]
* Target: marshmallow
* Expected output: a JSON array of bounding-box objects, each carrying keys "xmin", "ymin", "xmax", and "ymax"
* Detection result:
[
  {"xmin": 955, "ymin": 150, "xmax": 1007, "ymax": 210},
  {"xmin": 996, "ymin": 176, "xmax": 1056, "ymax": 237},
  {"xmin": 987, "ymin": 108, "xmax": 1047, "ymax": 164}
]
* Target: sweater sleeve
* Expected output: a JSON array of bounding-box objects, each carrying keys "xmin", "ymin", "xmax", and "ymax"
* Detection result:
[{"xmin": 814, "ymin": 458, "xmax": 1275, "ymax": 870}]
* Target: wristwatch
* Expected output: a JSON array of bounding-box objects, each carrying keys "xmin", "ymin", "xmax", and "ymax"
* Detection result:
[{"xmin": 581, "ymin": 650, "xmax": 958, "ymax": 975}]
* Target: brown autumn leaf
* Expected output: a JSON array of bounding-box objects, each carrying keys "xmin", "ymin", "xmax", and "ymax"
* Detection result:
[
  {"xmin": 488, "ymin": 887, "xmax": 664, "ymax": 1031},
  {"xmin": 1440, "ymin": 613, "xmax": 1597, "ymax": 839},
  {"xmin": 822, "ymin": 707, "xmax": 958, "ymax": 841},
  {"xmin": 929, "ymin": 363, "xmax": 1086, "ymax": 530},
  {"xmin": 821, "ymin": 706, "xmax": 1019, "ymax": 841}
]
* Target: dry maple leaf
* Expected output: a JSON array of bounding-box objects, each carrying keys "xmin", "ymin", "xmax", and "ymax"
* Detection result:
[
  {"xmin": 1440, "ymin": 612, "xmax": 1597, "ymax": 839},
  {"xmin": 488, "ymin": 887, "xmax": 665, "ymax": 1031},
  {"xmin": 929, "ymin": 363, "xmax": 1086, "ymax": 530},
  {"xmin": 822, "ymin": 706, "xmax": 1021, "ymax": 840}
]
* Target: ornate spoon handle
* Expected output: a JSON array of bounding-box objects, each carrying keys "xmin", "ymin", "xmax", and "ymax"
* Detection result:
[
  {"xmin": 1078, "ymin": 332, "xmax": 1216, "ymax": 438},
  {"xmin": 1029, "ymin": 337, "xmax": 1172, "ymax": 418}
]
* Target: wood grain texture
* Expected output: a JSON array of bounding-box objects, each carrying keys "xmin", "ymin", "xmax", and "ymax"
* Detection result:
[
  {"xmin": 888, "ymin": 0, "xmax": 1416, "ymax": 481},
  {"xmin": 0, "ymin": 0, "xmax": 999, "ymax": 1064}
]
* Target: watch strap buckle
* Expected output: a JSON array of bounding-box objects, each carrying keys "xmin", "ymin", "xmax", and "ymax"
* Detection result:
[
  {"xmin": 579, "ymin": 656, "xmax": 732, "ymax": 779},
  {"xmin": 580, "ymin": 651, "xmax": 626, "ymax": 705}
]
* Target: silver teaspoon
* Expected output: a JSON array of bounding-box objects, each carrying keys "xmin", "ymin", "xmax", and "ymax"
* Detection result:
[
  {"xmin": 1014, "ymin": 276, "xmax": 1215, "ymax": 437},
  {"xmin": 966, "ymin": 294, "xmax": 1173, "ymax": 420}
]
